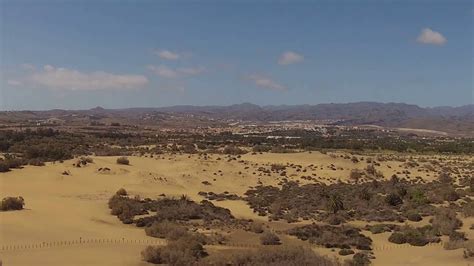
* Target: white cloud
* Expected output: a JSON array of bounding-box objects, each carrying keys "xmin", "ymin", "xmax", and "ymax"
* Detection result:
[
  {"xmin": 13, "ymin": 65, "xmax": 148, "ymax": 91},
  {"xmin": 278, "ymin": 51, "xmax": 304, "ymax": 65},
  {"xmin": 154, "ymin": 49, "xmax": 180, "ymax": 60},
  {"xmin": 148, "ymin": 65, "xmax": 205, "ymax": 79},
  {"xmin": 416, "ymin": 28, "xmax": 447, "ymax": 46},
  {"xmin": 247, "ymin": 74, "xmax": 287, "ymax": 91}
]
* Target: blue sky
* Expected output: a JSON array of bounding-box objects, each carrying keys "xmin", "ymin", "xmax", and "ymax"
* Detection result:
[{"xmin": 0, "ymin": 0, "xmax": 472, "ymax": 110}]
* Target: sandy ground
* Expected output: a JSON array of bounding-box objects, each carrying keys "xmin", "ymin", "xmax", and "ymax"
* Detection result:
[{"xmin": 1, "ymin": 152, "xmax": 472, "ymax": 265}]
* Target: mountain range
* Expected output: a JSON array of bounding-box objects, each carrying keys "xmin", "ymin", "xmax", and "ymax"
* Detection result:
[{"xmin": 1, "ymin": 102, "xmax": 473, "ymax": 136}]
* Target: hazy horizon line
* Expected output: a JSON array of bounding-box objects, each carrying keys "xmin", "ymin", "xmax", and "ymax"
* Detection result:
[{"xmin": 1, "ymin": 101, "xmax": 473, "ymax": 112}]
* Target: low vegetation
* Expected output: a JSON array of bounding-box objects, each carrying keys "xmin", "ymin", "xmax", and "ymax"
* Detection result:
[
  {"xmin": 116, "ymin": 156, "xmax": 130, "ymax": 165},
  {"xmin": 0, "ymin": 196, "xmax": 25, "ymax": 211},
  {"xmin": 142, "ymin": 232, "xmax": 208, "ymax": 265},
  {"xmin": 288, "ymin": 224, "xmax": 372, "ymax": 250},
  {"xmin": 201, "ymin": 245, "xmax": 339, "ymax": 266}
]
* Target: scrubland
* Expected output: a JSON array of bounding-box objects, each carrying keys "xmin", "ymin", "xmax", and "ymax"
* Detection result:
[{"xmin": 1, "ymin": 149, "xmax": 473, "ymax": 265}]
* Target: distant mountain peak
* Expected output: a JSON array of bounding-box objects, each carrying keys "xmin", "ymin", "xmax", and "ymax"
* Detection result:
[{"xmin": 90, "ymin": 106, "xmax": 105, "ymax": 111}]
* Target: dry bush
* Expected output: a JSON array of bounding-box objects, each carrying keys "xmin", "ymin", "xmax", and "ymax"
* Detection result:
[
  {"xmin": 244, "ymin": 180, "xmax": 406, "ymax": 222},
  {"xmin": 464, "ymin": 241, "xmax": 474, "ymax": 259},
  {"xmin": 405, "ymin": 210, "xmax": 422, "ymax": 222},
  {"xmin": 116, "ymin": 156, "xmax": 130, "ymax": 165},
  {"xmin": 288, "ymin": 224, "xmax": 372, "ymax": 250},
  {"xmin": 385, "ymin": 193, "xmax": 403, "ymax": 206},
  {"xmin": 260, "ymin": 232, "xmax": 281, "ymax": 245},
  {"xmin": 252, "ymin": 145, "xmax": 271, "ymax": 152},
  {"xmin": 431, "ymin": 208, "xmax": 463, "ymax": 235},
  {"xmin": 222, "ymin": 145, "xmax": 246, "ymax": 155},
  {"xmin": 249, "ymin": 222, "xmax": 264, "ymax": 234},
  {"xmin": 110, "ymin": 193, "xmax": 234, "ymax": 227},
  {"xmin": 442, "ymin": 189, "xmax": 460, "ymax": 202},
  {"xmin": 142, "ymin": 233, "xmax": 207, "ymax": 265},
  {"xmin": 270, "ymin": 164, "xmax": 286, "ymax": 171},
  {"xmin": 0, "ymin": 196, "xmax": 25, "ymax": 211},
  {"xmin": 28, "ymin": 158, "xmax": 45, "ymax": 166},
  {"xmin": 0, "ymin": 158, "xmax": 25, "ymax": 172},
  {"xmin": 349, "ymin": 169, "xmax": 363, "ymax": 182},
  {"xmin": 388, "ymin": 232, "xmax": 406, "ymax": 244},
  {"xmin": 388, "ymin": 225, "xmax": 439, "ymax": 246},
  {"xmin": 438, "ymin": 172, "xmax": 453, "ymax": 184},
  {"xmin": 201, "ymin": 245, "xmax": 339, "ymax": 266},
  {"xmin": 462, "ymin": 201, "xmax": 474, "ymax": 217},
  {"xmin": 145, "ymin": 221, "xmax": 188, "ymax": 240},
  {"xmin": 365, "ymin": 224, "xmax": 398, "ymax": 234},
  {"xmin": 0, "ymin": 161, "xmax": 10, "ymax": 172},
  {"xmin": 346, "ymin": 252, "xmax": 371, "ymax": 266},
  {"xmin": 115, "ymin": 188, "xmax": 127, "ymax": 196},
  {"xmin": 338, "ymin": 249, "xmax": 354, "ymax": 256},
  {"xmin": 108, "ymin": 194, "xmax": 148, "ymax": 223}
]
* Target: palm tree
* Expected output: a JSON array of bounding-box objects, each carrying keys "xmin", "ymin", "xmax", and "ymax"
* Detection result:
[{"xmin": 326, "ymin": 193, "xmax": 344, "ymax": 214}]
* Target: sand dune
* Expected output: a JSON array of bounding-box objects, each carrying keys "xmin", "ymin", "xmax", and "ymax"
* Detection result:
[{"xmin": 1, "ymin": 153, "xmax": 472, "ymax": 265}]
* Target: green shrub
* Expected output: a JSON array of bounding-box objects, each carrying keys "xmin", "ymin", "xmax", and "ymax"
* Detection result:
[{"xmin": 408, "ymin": 189, "xmax": 429, "ymax": 206}]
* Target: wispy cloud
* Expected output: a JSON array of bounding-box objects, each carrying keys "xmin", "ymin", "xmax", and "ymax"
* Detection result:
[
  {"xmin": 148, "ymin": 65, "xmax": 205, "ymax": 79},
  {"xmin": 9, "ymin": 65, "xmax": 148, "ymax": 90},
  {"xmin": 278, "ymin": 51, "xmax": 304, "ymax": 65},
  {"xmin": 153, "ymin": 49, "xmax": 181, "ymax": 60},
  {"xmin": 246, "ymin": 74, "xmax": 287, "ymax": 91},
  {"xmin": 416, "ymin": 28, "xmax": 447, "ymax": 46}
]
